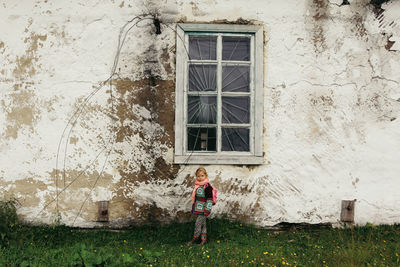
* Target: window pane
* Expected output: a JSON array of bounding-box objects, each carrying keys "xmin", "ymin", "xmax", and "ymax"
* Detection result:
[
  {"xmin": 189, "ymin": 64, "xmax": 217, "ymax": 92},
  {"xmin": 222, "ymin": 96, "xmax": 250, "ymax": 124},
  {"xmin": 222, "ymin": 37, "xmax": 250, "ymax": 61},
  {"xmin": 188, "ymin": 127, "xmax": 217, "ymax": 151},
  {"xmin": 222, "ymin": 128, "xmax": 249, "ymax": 151},
  {"xmin": 189, "ymin": 36, "xmax": 217, "ymax": 60},
  {"xmin": 222, "ymin": 65, "xmax": 250, "ymax": 92},
  {"xmin": 188, "ymin": 96, "xmax": 217, "ymax": 124}
]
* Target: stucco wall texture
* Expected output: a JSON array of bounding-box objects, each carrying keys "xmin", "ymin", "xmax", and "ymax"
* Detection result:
[{"xmin": 0, "ymin": 0, "xmax": 399, "ymax": 227}]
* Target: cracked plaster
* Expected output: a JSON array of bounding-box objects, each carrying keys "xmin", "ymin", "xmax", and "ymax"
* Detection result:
[{"xmin": 0, "ymin": 0, "xmax": 399, "ymax": 227}]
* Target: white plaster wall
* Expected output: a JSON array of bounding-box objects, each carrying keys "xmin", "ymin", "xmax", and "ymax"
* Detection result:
[{"xmin": 0, "ymin": 0, "xmax": 399, "ymax": 227}]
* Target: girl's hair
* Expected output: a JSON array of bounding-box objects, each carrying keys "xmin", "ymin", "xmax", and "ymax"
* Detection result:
[{"xmin": 195, "ymin": 167, "xmax": 207, "ymax": 176}]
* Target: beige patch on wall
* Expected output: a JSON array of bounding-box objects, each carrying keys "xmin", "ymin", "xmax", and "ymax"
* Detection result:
[
  {"xmin": 13, "ymin": 33, "xmax": 47, "ymax": 79},
  {"xmin": 1, "ymin": 89, "xmax": 40, "ymax": 139}
]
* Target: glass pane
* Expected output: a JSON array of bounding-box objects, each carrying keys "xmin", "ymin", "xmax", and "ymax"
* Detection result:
[
  {"xmin": 222, "ymin": 128, "xmax": 249, "ymax": 151},
  {"xmin": 222, "ymin": 36, "xmax": 250, "ymax": 61},
  {"xmin": 188, "ymin": 127, "xmax": 216, "ymax": 151},
  {"xmin": 222, "ymin": 65, "xmax": 250, "ymax": 92},
  {"xmin": 189, "ymin": 64, "xmax": 217, "ymax": 92},
  {"xmin": 189, "ymin": 36, "xmax": 217, "ymax": 60},
  {"xmin": 222, "ymin": 96, "xmax": 250, "ymax": 124},
  {"xmin": 188, "ymin": 96, "xmax": 217, "ymax": 124}
]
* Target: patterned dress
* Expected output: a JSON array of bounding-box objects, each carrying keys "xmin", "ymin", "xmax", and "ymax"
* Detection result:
[{"xmin": 191, "ymin": 183, "xmax": 213, "ymax": 216}]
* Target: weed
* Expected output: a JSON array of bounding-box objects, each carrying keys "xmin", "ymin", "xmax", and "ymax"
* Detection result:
[{"xmin": 0, "ymin": 199, "xmax": 19, "ymax": 247}]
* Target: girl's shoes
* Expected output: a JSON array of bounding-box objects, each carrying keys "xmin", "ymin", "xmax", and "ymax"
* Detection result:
[
  {"xmin": 200, "ymin": 233, "xmax": 207, "ymax": 245},
  {"xmin": 185, "ymin": 237, "xmax": 198, "ymax": 246},
  {"xmin": 185, "ymin": 240, "xmax": 195, "ymax": 246}
]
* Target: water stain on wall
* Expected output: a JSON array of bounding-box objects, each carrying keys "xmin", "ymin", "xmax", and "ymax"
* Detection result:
[
  {"xmin": 309, "ymin": 0, "xmax": 328, "ymax": 53},
  {"xmin": 108, "ymin": 76, "xmax": 181, "ymax": 223},
  {"xmin": 13, "ymin": 33, "xmax": 47, "ymax": 79},
  {"xmin": 1, "ymin": 89, "xmax": 40, "ymax": 139}
]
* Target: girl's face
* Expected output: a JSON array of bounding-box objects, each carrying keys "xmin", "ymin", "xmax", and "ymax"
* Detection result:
[{"xmin": 196, "ymin": 171, "xmax": 207, "ymax": 182}]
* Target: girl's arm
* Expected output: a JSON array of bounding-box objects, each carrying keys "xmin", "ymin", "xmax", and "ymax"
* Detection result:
[{"xmin": 204, "ymin": 185, "xmax": 213, "ymax": 215}]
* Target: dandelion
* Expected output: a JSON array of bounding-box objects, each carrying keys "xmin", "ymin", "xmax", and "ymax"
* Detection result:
[
  {"xmin": 207, "ymin": 255, "xmax": 210, "ymax": 258},
  {"xmin": 261, "ymin": 263, "xmax": 264, "ymax": 266},
  {"xmin": 140, "ymin": 247, "xmax": 143, "ymax": 250},
  {"xmin": 396, "ymin": 253, "xmax": 399, "ymax": 257},
  {"xmin": 93, "ymin": 249, "xmax": 96, "ymax": 253},
  {"xmin": 282, "ymin": 261, "xmax": 286, "ymax": 264},
  {"xmin": 264, "ymin": 251, "xmax": 268, "ymax": 255}
]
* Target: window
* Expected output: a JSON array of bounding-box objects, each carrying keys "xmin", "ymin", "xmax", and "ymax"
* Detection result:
[{"xmin": 174, "ymin": 24, "xmax": 264, "ymax": 165}]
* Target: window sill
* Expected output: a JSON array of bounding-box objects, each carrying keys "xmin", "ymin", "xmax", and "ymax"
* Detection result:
[{"xmin": 174, "ymin": 154, "xmax": 264, "ymax": 165}]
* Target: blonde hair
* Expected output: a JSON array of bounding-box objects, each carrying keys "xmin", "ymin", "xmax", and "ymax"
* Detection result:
[{"xmin": 195, "ymin": 167, "xmax": 207, "ymax": 176}]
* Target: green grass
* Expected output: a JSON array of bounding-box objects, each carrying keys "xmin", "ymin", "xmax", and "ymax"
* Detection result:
[{"xmin": 1, "ymin": 219, "xmax": 399, "ymax": 266}]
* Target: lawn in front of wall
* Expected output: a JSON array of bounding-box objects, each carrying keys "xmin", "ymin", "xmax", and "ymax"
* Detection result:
[{"xmin": 1, "ymin": 219, "xmax": 399, "ymax": 266}]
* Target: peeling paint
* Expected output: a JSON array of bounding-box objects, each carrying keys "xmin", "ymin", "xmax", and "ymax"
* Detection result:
[
  {"xmin": 1, "ymin": 89, "xmax": 40, "ymax": 139},
  {"xmin": 0, "ymin": 0, "xmax": 400, "ymax": 228}
]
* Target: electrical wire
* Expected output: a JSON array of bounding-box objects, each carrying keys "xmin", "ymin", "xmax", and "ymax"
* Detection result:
[{"xmin": 40, "ymin": 16, "xmax": 227, "ymax": 225}]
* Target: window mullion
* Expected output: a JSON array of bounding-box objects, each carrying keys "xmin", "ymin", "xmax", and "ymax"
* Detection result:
[
  {"xmin": 250, "ymin": 35, "xmax": 255, "ymax": 154},
  {"xmin": 217, "ymin": 34, "xmax": 222, "ymax": 153},
  {"xmin": 184, "ymin": 33, "xmax": 189, "ymax": 154}
]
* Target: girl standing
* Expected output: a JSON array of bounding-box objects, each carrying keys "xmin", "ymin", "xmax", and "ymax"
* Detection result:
[{"xmin": 186, "ymin": 167, "xmax": 213, "ymax": 245}]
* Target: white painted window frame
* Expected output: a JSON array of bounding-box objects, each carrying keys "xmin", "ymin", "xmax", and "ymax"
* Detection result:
[{"xmin": 174, "ymin": 23, "xmax": 264, "ymax": 165}]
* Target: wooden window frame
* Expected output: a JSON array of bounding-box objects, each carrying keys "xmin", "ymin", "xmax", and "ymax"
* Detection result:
[{"xmin": 174, "ymin": 23, "xmax": 264, "ymax": 165}]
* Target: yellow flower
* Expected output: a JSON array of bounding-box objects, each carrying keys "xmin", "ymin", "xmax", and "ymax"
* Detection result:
[
  {"xmin": 124, "ymin": 240, "xmax": 127, "ymax": 243},
  {"xmin": 396, "ymin": 253, "xmax": 399, "ymax": 257},
  {"xmin": 246, "ymin": 255, "xmax": 249, "ymax": 258},
  {"xmin": 217, "ymin": 240, "xmax": 220, "ymax": 243},
  {"xmin": 261, "ymin": 263, "xmax": 264, "ymax": 266},
  {"xmin": 264, "ymin": 251, "xmax": 268, "ymax": 254},
  {"xmin": 207, "ymin": 255, "xmax": 210, "ymax": 258},
  {"xmin": 122, "ymin": 254, "xmax": 125, "ymax": 256},
  {"xmin": 282, "ymin": 261, "xmax": 286, "ymax": 264},
  {"xmin": 140, "ymin": 247, "xmax": 143, "ymax": 250},
  {"xmin": 93, "ymin": 249, "xmax": 96, "ymax": 253}
]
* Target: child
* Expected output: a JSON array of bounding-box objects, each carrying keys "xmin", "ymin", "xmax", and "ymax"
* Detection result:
[{"xmin": 186, "ymin": 167, "xmax": 213, "ymax": 246}]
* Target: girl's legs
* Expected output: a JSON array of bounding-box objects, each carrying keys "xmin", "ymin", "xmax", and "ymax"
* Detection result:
[
  {"xmin": 194, "ymin": 215, "xmax": 206, "ymax": 239},
  {"xmin": 199, "ymin": 215, "xmax": 207, "ymax": 244},
  {"xmin": 186, "ymin": 215, "xmax": 207, "ymax": 245}
]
